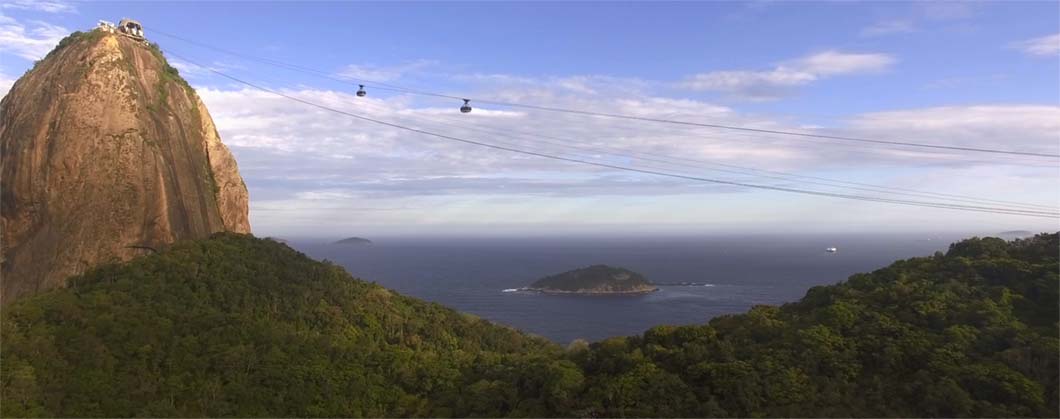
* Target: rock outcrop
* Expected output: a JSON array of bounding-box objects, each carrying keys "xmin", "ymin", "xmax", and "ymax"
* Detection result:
[
  {"xmin": 0, "ymin": 30, "xmax": 250, "ymax": 304},
  {"xmin": 529, "ymin": 265, "xmax": 658, "ymax": 294},
  {"xmin": 333, "ymin": 237, "xmax": 372, "ymax": 246}
]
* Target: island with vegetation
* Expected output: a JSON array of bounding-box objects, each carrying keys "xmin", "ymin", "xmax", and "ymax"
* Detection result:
[
  {"xmin": 1, "ymin": 233, "xmax": 1056, "ymax": 417},
  {"xmin": 528, "ymin": 264, "xmax": 658, "ymax": 294},
  {"xmin": 333, "ymin": 237, "xmax": 372, "ymax": 246}
]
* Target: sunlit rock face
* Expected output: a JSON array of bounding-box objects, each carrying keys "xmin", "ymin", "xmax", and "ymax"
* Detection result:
[{"xmin": 0, "ymin": 30, "xmax": 250, "ymax": 305}]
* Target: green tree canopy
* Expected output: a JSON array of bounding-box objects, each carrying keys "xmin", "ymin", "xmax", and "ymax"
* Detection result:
[{"xmin": 2, "ymin": 233, "xmax": 1057, "ymax": 417}]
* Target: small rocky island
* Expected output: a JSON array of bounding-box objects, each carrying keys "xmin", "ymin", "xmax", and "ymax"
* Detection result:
[
  {"xmin": 528, "ymin": 265, "xmax": 658, "ymax": 295},
  {"xmin": 333, "ymin": 237, "xmax": 373, "ymax": 246}
]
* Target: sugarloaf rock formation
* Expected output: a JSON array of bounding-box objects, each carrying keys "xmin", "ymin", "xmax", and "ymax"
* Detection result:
[{"xmin": 0, "ymin": 29, "xmax": 250, "ymax": 304}]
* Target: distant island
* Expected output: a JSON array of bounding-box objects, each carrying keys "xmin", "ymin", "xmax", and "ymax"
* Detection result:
[
  {"xmin": 998, "ymin": 230, "xmax": 1034, "ymax": 237},
  {"xmin": 333, "ymin": 237, "xmax": 373, "ymax": 246},
  {"xmin": 528, "ymin": 265, "xmax": 658, "ymax": 294}
]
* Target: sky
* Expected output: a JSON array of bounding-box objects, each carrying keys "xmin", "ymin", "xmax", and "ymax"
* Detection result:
[{"xmin": 1, "ymin": 0, "xmax": 1058, "ymax": 238}]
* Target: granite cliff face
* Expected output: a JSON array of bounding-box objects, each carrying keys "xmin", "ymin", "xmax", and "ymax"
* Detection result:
[{"xmin": 0, "ymin": 30, "xmax": 250, "ymax": 304}]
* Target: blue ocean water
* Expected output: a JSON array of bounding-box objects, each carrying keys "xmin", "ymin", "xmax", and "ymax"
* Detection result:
[{"xmin": 291, "ymin": 234, "xmax": 960, "ymax": 344}]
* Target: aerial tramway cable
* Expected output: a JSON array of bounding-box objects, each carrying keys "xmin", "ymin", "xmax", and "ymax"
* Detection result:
[
  {"xmin": 193, "ymin": 51, "xmax": 1054, "ymax": 211},
  {"xmin": 340, "ymin": 98, "xmax": 1057, "ymax": 212},
  {"xmin": 320, "ymin": 90, "xmax": 1055, "ymax": 212},
  {"xmin": 162, "ymin": 51, "xmax": 1060, "ymax": 219},
  {"xmin": 149, "ymin": 28, "xmax": 1060, "ymax": 160}
]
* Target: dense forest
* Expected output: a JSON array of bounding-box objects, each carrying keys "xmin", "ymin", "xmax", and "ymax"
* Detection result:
[{"xmin": 2, "ymin": 233, "xmax": 1056, "ymax": 417}]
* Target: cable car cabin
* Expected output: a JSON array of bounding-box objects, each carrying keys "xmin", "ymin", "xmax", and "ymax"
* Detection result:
[{"xmin": 118, "ymin": 18, "xmax": 144, "ymax": 39}]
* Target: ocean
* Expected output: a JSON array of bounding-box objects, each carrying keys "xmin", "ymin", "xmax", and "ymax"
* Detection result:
[{"xmin": 291, "ymin": 234, "xmax": 963, "ymax": 344}]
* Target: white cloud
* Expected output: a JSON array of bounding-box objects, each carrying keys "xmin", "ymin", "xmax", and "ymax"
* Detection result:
[
  {"xmin": 0, "ymin": 17, "xmax": 69, "ymax": 60},
  {"xmin": 861, "ymin": 20, "xmax": 915, "ymax": 37},
  {"xmin": 784, "ymin": 51, "xmax": 894, "ymax": 76},
  {"xmin": 196, "ymin": 84, "xmax": 814, "ymax": 231},
  {"xmin": 1, "ymin": 0, "xmax": 77, "ymax": 13},
  {"xmin": 448, "ymin": 73, "xmax": 660, "ymax": 101},
  {"xmin": 335, "ymin": 59, "xmax": 437, "ymax": 83},
  {"xmin": 681, "ymin": 69, "xmax": 815, "ymax": 96},
  {"xmin": 167, "ymin": 58, "xmax": 246, "ymax": 80},
  {"xmin": 843, "ymin": 106, "xmax": 1060, "ymax": 162},
  {"xmin": 189, "ymin": 74, "xmax": 1058, "ymax": 237},
  {"xmin": 0, "ymin": 68, "xmax": 14, "ymax": 98},
  {"xmin": 168, "ymin": 59, "xmax": 207, "ymax": 76},
  {"xmin": 1009, "ymin": 33, "xmax": 1060, "ymax": 58},
  {"xmin": 680, "ymin": 51, "xmax": 895, "ymax": 100}
]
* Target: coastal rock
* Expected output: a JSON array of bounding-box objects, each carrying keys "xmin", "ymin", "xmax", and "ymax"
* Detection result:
[
  {"xmin": 529, "ymin": 265, "xmax": 657, "ymax": 294},
  {"xmin": 334, "ymin": 237, "xmax": 372, "ymax": 245}
]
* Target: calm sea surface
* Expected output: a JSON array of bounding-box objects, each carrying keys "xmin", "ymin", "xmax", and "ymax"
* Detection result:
[{"xmin": 291, "ymin": 234, "xmax": 962, "ymax": 344}]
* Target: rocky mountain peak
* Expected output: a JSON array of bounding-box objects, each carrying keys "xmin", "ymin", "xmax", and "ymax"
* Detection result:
[{"xmin": 0, "ymin": 29, "xmax": 250, "ymax": 304}]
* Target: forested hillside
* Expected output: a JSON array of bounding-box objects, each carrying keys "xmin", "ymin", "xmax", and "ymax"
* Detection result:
[
  {"xmin": 568, "ymin": 234, "xmax": 1059, "ymax": 417},
  {"xmin": 2, "ymin": 233, "xmax": 1056, "ymax": 417},
  {"xmin": 0, "ymin": 234, "xmax": 561, "ymax": 417}
]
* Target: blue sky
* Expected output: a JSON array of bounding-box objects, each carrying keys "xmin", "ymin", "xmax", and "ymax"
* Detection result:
[{"xmin": 2, "ymin": 1, "xmax": 1058, "ymax": 237}]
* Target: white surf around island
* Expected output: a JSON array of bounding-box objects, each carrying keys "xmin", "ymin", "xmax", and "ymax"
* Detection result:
[
  {"xmin": 654, "ymin": 282, "xmax": 716, "ymax": 287},
  {"xmin": 502, "ymin": 283, "xmax": 714, "ymax": 293}
]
